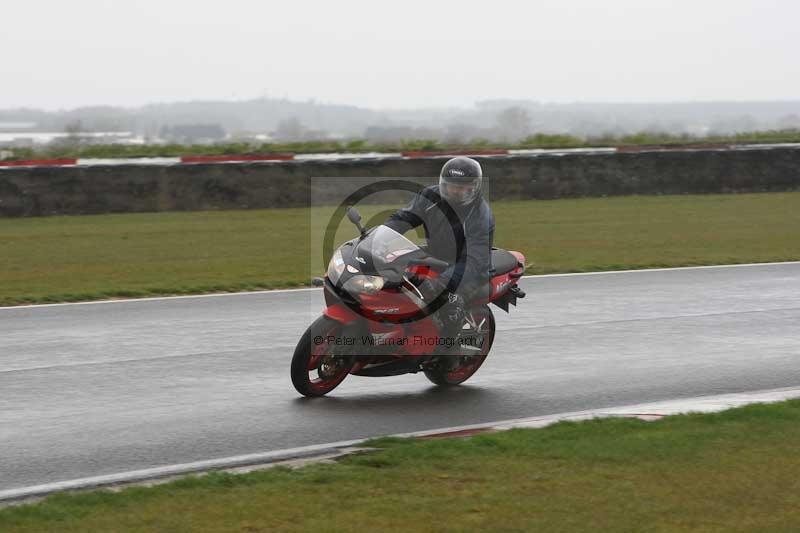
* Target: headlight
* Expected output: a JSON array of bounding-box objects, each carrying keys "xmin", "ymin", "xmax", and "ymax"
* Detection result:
[
  {"xmin": 327, "ymin": 249, "xmax": 345, "ymax": 283},
  {"xmin": 343, "ymin": 275, "xmax": 385, "ymax": 296}
]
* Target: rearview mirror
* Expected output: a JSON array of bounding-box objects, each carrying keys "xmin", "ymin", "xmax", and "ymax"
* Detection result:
[
  {"xmin": 346, "ymin": 206, "xmax": 366, "ymax": 236},
  {"xmin": 346, "ymin": 206, "xmax": 361, "ymax": 225}
]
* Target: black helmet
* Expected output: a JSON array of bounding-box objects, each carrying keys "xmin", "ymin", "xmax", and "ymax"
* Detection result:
[{"xmin": 439, "ymin": 156, "xmax": 483, "ymax": 206}]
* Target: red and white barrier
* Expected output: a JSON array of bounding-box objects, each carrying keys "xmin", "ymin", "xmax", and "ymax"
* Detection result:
[
  {"xmin": 0, "ymin": 143, "xmax": 798, "ymax": 169},
  {"xmin": 179, "ymin": 154, "xmax": 294, "ymax": 164},
  {"xmin": 401, "ymin": 149, "xmax": 510, "ymax": 158},
  {"xmin": 0, "ymin": 158, "xmax": 78, "ymax": 168}
]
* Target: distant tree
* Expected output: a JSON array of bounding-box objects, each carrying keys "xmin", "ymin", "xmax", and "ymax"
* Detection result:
[
  {"xmin": 363, "ymin": 126, "xmax": 416, "ymax": 144},
  {"xmin": 64, "ymin": 119, "xmax": 84, "ymax": 137},
  {"xmin": 777, "ymin": 114, "xmax": 800, "ymax": 131},
  {"xmin": 56, "ymin": 119, "xmax": 86, "ymax": 147},
  {"xmin": 496, "ymin": 107, "xmax": 531, "ymax": 142},
  {"xmin": 162, "ymin": 124, "xmax": 226, "ymax": 143},
  {"xmin": 444, "ymin": 122, "xmax": 484, "ymax": 144},
  {"xmin": 709, "ymin": 114, "xmax": 759, "ymax": 135},
  {"xmin": 274, "ymin": 117, "xmax": 306, "ymax": 141}
]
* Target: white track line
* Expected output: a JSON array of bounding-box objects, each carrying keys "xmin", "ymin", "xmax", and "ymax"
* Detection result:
[
  {"xmin": 520, "ymin": 260, "xmax": 800, "ymax": 279},
  {"xmin": 2, "ymin": 261, "xmax": 799, "ymax": 311},
  {"xmin": 0, "ymin": 287, "xmax": 320, "ymax": 310},
  {"xmin": 0, "ymin": 439, "xmax": 365, "ymax": 502},
  {"xmin": 2, "ymin": 386, "xmax": 798, "ymax": 502},
  {"xmin": 77, "ymin": 157, "xmax": 181, "ymax": 166}
]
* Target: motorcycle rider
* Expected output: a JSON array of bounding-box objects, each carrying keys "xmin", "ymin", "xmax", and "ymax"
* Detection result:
[{"xmin": 384, "ymin": 156, "xmax": 495, "ymax": 355}]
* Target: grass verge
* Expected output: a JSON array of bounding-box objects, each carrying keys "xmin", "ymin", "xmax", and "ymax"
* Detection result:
[
  {"xmin": 1, "ymin": 192, "xmax": 799, "ymax": 306},
  {"xmin": 2, "ymin": 399, "xmax": 800, "ymax": 531}
]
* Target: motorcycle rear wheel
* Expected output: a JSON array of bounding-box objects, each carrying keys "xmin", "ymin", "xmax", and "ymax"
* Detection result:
[
  {"xmin": 291, "ymin": 316, "xmax": 354, "ymax": 397},
  {"xmin": 424, "ymin": 304, "xmax": 495, "ymax": 386}
]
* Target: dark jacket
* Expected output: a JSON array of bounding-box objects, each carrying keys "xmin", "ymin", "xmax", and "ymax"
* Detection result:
[{"xmin": 384, "ymin": 185, "xmax": 495, "ymax": 294}]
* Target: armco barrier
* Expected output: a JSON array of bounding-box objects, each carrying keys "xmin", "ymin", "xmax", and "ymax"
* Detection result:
[{"xmin": 0, "ymin": 146, "xmax": 799, "ymax": 217}]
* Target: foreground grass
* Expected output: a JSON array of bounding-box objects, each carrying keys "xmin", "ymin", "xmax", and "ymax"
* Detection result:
[
  {"xmin": 2, "ymin": 400, "xmax": 800, "ymax": 532},
  {"xmin": 1, "ymin": 192, "xmax": 799, "ymax": 305}
]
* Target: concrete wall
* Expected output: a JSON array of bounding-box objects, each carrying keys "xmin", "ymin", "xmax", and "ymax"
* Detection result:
[{"xmin": 1, "ymin": 147, "xmax": 799, "ymax": 217}]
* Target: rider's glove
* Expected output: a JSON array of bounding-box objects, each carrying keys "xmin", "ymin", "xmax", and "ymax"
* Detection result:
[{"xmin": 418, "ymin": 277, "xmax": 447, "ymax": 302}]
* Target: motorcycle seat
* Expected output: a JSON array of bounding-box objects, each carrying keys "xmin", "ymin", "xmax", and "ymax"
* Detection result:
[{"xmin": 491, "ymin": 248, "xmax": 519, "ymax": 276}]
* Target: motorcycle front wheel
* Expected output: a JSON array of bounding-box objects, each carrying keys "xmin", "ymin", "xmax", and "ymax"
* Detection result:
[{"xmin": 291, "ymin": 315, "xmax": 355, "ymax": 397}]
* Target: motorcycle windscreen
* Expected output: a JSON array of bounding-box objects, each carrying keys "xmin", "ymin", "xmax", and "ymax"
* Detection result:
[{"xmin": 355, "ymin": 225, "xmax": 421, "ymax": 277}]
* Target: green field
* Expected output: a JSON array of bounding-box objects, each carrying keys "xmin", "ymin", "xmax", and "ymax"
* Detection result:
[
  {"xmin": 1, "ymin": 192, "xmax": 799, "ymax": 306},
  {"xmin": 2, "ymin": 400, "xmax": 800, "ymax": 532}
]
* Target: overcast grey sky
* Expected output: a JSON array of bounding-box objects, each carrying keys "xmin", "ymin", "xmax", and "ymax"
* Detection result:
[{"xmin": 2, "ymin": 0, "xmax": 797, "ymax": 110}]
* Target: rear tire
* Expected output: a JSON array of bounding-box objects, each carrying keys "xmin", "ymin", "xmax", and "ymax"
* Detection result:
[
  {"xmin": 424, "ymin": 304, "xmax": 495, "ymax": 386},
  {"xmin": 291, "ymin": 316, "xmax": 354, "ymax": 397}
]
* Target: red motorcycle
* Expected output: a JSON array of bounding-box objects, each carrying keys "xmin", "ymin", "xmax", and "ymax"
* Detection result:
[{"xmin": 292, "ymin": 207, "xmax": 526, "ymax": 397}]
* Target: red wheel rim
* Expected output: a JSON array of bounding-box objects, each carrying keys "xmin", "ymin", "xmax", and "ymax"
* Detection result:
[
  {"xmin": 445, "ymin": 310, "xmax": 492, "ymax": 382},
  {"xmin": 306, "ymin": 324, "xmax": 351, "ymax": 394}
]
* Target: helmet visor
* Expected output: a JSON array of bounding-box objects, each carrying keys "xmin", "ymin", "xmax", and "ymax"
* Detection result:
[{"xmin": 439, "ymin": 176, "xmax": 480, "ymax": 205}]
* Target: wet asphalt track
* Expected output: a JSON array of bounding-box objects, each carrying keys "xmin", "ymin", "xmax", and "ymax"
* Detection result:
[{"xmin": 2, "ymin": 263, "xmax": 799, "ymax": 492}]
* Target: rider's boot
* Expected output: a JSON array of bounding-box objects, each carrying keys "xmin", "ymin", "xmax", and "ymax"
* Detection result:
[{"xmin": 433, "ymin": 293, "xmax": 466, "ymax": 370}]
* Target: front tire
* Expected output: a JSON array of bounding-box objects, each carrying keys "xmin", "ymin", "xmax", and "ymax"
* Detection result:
[
  {"xmin": 424, "ymin": 304, "xmax": 496, "ymax": 386},
  {"xmin": 291, "ymin": 316, "xmax": 354, "ymax": 397}
]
